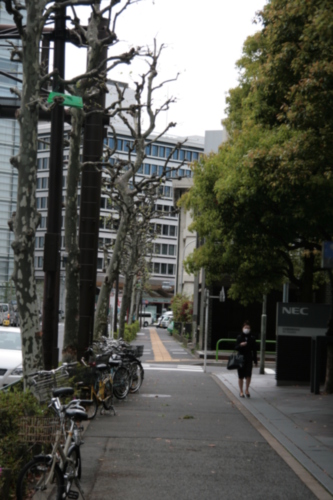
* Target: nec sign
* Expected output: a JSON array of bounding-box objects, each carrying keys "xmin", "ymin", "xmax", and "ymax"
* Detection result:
[
  {"xmin": 277, "ymin": 302, "xmax": 330, "ymax": 336},
  {"xmin": 282, "ymin": 307, "xmax": 309, "ymax": 316}
]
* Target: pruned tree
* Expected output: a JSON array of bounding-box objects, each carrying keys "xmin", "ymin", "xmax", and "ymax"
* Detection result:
[
  {"xmin": 61, "ymin": 0, "xmax": 139, "ymax": 360},
  {"xmin": 2, "ymin": 0, "xmax": 141, "ymax": 377},
  {"xmin": 93, "ymin": 41, "xmax": 186, "ymax": 338}
]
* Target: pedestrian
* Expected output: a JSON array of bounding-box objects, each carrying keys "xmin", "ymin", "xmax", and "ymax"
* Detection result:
[{"xmin": 235, "ymin": 321, "xmax": 258, "ymax": 398}]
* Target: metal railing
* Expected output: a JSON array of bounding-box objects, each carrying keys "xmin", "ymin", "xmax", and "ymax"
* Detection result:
[{"xmin": 215, "ymin": 338, "xmax": 276, "ymax": 361}]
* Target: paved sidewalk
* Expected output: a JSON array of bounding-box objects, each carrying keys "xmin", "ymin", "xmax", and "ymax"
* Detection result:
[{"xmin": 212, "ymin": 366, "xmax": 333, "ymax": 497}]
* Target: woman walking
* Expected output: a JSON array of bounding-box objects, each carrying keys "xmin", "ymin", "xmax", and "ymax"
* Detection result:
[{"xmin": 235, "ymin": 321, "xmax": 258, "ymax": 398}]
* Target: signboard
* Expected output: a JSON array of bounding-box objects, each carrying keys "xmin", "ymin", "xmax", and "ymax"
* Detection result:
[{"xmin": 276, "ymin": 303, "xmax": 330, "ymax": 337}]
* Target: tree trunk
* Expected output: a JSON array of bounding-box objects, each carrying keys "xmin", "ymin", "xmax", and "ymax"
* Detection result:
[
  {"xmin": 11, "ymin": 4, "xmax": 44, "ymax": 381},
  {"xmin": 94, "ymin": 213, "xmax": 130, "ymax": 338},
  {"xmin": 128, "ymin": 275, "xmax": 138, "ymax": 325},
  {"xmin": 62, "ymin": 107, "xmax": 83, "ymax": 361}
]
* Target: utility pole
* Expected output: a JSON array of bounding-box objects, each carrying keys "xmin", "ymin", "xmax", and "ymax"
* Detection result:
[
  {"xmin": 259, "ymin": 294, "xmax": 267, "ymax": 375},
  {"xmin": 42, "ymin": 2, "xmax": 66, "ymax": 369}
]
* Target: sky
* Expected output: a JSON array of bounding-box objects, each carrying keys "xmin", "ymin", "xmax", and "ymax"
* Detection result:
[{"xmin": 66, "ymin": 0, "xmax": 267, "ymax": 138}]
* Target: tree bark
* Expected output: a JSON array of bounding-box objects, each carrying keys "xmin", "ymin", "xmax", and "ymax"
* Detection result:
[
  {"xmin": 62, "ymin": 107, "xmax": 83, "ymax": 361},
  {"xmin": 11, "ymin": 2, "xmax": 45, "ymax": 381}
]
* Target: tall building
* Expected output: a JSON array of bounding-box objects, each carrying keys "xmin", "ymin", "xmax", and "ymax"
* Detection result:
[
  {"xmin": 34, "ymin": 83, "xmax": 204, "ymax": 317},
  {"xmin": 0, "ymin": 10, "xmax": 22, "ymax": 300}
]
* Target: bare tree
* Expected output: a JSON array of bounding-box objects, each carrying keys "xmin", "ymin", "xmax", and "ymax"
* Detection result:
[
  {"xmin": 2, "ymin": 0, "xmax": 140, "ymax": 377},
  {"xmin": 94, "ymin": 43, "xmax": 186, "ymax": 338},
  {"xmin": 61, "ymin": 1, "xmax": 138, "ymax": 360}
]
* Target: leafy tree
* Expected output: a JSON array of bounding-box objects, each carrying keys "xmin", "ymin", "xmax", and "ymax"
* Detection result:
[{"xmin": 183, "ymin": 0, "xmax": 333, "ymax": 391}]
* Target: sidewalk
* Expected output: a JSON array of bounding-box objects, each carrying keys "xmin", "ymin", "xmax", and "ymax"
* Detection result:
[
  {"xmin": 211, "ymin": 366, "xmax": 333, "ymax": 497},
  {"xmin": 79, "ymin": 331, "xmax": 333, "ymax": 499}
]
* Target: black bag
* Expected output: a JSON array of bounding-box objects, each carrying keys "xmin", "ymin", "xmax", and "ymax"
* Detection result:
[{"xmin": 227, "ymin": 352, "xmax": 244, "ymax": 370}]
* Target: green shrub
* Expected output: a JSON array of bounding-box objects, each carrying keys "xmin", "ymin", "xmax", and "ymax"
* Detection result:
[{"xmin": 0, "ymin": 387, "xmax": 47, "ymax": 496}]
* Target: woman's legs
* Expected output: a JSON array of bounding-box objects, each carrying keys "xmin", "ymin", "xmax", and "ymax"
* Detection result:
[
  {"xmin": 238, "ymin": 377, "xmax": 244, "ymax": 396},
  {"xmin": 245, "ymin": 376, "xmax": 251, "ymax": 395}
]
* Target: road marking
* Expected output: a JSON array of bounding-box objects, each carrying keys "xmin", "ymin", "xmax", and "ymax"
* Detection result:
[
  {"xmin": 140, "ymin": 394, "xmax": 171, "ymax": 398},
  {"xmin": 149, "ymin": 327, "xmax": 173, "ymax": 361},
  {"xmin": 142, "ymin": 363, "xmax": 203, "ymax": 372}
]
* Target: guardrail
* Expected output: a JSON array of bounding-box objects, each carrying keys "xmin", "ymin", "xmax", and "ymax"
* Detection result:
[
  {"xmin": 0, "ymin": 378, "xmax": 23, "ymax": 392},
  {"xmin": 215, "ymin": 338, "xmax": 276, "ymax": 361}
]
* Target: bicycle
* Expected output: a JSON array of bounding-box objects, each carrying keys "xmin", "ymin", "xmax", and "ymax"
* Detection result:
[
  {"xmin": 93, "ymin": 337, "xmax": 144, "ymax": 394},
  {"xmin": 78, "ymin": 350, "xmax": 130, "ymax": 419},
  {"xmin": 16, "ymin": 385, "xmax": 89, "ymax": 499}
]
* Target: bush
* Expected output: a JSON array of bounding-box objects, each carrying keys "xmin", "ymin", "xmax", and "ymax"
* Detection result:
[
  {"xmin": 0, "ymin": 387, "xmax": 47, "ymax": 496},
  {"xmin": 171, "ymin": 293, "xmax": 193, "ymax": 323},
  {"xmin": 114, "ymin": 320, "xmax": 140, "ymax": 343}
]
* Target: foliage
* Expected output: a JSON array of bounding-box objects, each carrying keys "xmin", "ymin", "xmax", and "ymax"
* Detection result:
[
  {"xmin": 114, "ymin": 320, "xmax": 140, "ymax": 342},
  {"xmin": 0, "ymin": 387, "xmax": 46, "ymax": 496},
  {"xmin": 171, "ymin": 294, "xmax": 193, "ymax": 323},
  {"xmin": 182, "ymin": 0, "xmax": 333, "ymax": 305}
]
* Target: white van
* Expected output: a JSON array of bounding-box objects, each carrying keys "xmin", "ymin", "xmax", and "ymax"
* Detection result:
[{"xmin": 138, "ymin": 312, "xmax": 154, "ymax": 327}]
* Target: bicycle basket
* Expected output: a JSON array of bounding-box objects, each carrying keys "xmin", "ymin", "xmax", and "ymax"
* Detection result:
[
  {"xmin": 79, "ymin": 366, "xmax": 99, "ymax": 385},
  {"xmin": 95, "ymin": 352, "xmax": 113, "ymax": 364},
  {"xmin": 18, "ymin": 416, "xmax": 64, "ymax": 444},
  {"xmin": 126, "ymin": 345, "xmax": 144, "ymax": 357}
]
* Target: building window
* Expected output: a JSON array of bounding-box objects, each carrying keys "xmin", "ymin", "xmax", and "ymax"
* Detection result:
[
  {"xmin": 151, "ymin": 164, "xmax": 157, "ymax": 175},
  {"xmin": 161, "ymin": 263, "xmax": 167, "ymax": 274},
  {"xmin": 162, "ymin": 244, "xmax": 168, "ymax": 255},
  {"xmin": 144, "ymin": 163, "xmax": 150, "ymax": 175},
  {"xmin": 153, "ymin": 262, "xmax": 160, "ymax": 274},
  {"xmin": 169, "ymin": 245, "xmax": 175, "ymax": 256},
  {"xmin": 186, "ymin": 151, "xmax": 192, "ymax": 161},
  {"xmin": 168, "ymin": 264, "xmax": 174, "ymax": 275},
  {"xmin": 172, "ymin": 150, "xmax": 179, "ymax": 160},
  {"xmin": 179, "ymin": 150, "xmax": 185, "ymax": 161},
  {"xmin": 159, "ymin": 146, "xmax": 165, "ymax": 158},
  {"xmin": 162, "ymin": 225, "xmax": 169, "ymax": 236},
  {"xmin": 152, "ymin": 145, "xmax": 158, "ymax": 156},
  {"xmin": 169, "ymin": 226, "xmax": 176, "ymax": 237},
  {"xmin": 155, "ymin": 243, "xmax": 160, "ymax": 254}
]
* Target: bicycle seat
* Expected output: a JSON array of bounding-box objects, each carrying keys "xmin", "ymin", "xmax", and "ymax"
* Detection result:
[
  {"xmin": 52, "ymin": 387, "xmax": 74, "ymax": 398},
  {"xmin": 95, "ymin": 363, "xmax": 108, "ymax": 370},
  {"xmin": 65, "ymin": 408, "xmax": 89, "ymax": 421}
]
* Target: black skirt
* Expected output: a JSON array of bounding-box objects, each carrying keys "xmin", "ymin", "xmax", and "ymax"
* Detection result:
[{"xmin": 237, "ymin": 358, "xmax": 253, "ymax": 379}]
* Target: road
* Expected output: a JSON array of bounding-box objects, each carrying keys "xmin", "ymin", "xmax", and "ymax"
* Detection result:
[{"xmin": 78, "ymin": 326, "xmax": 318, "ymax": 500}]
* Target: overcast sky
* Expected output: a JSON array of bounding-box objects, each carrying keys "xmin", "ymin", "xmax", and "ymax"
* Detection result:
[{"xmin": 66, "ymin": 0, "xmax": 267, "ymax": 138}]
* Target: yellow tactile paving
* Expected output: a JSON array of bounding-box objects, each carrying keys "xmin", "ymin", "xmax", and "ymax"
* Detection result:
[{"xmin": 149, "ymin": 327, "xmax": 173, "ymax": 361}]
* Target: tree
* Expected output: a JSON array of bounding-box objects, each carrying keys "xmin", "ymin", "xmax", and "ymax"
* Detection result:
[
  {"xmin": 2, "ymin": 0, "xmax": 140, "ymax": 377},
  {"xmin": 61, "ymin": 1, "xmax": 138, "ymax": 360},
  {"xmin": 94, "ymin": 42, "xmax": 185, "ymax": 338},
  {"xmin": 183, "ymin": 0, "xmax": 333, "ymax": 391}
]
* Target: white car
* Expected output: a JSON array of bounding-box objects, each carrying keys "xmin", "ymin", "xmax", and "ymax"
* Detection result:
[{"xmin": 0, "ymin": 326, "xmax": 23, "ymax": 387}]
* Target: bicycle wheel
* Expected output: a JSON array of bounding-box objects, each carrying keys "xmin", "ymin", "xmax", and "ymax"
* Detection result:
[
  {"xmin": 129, "ymin": 361, "xmax": 143, "ymax": 393},
  {"xmin": 113, "ymin": 366, "xmax": 130, "ymax": 400},
  {"xmin": 102, "ymin": 377, "xmax": 113, "ymax": 410},
  {"xmin": 16, "ymin": 456, "xmax": 64, "ymax": 500},
  {"xmin": 63, "ymin": 445, "xmax": 81, "ymax": 495},
  {"xmin": 79, "ymin": 387, "xmax": 98, "ymax": 420}
]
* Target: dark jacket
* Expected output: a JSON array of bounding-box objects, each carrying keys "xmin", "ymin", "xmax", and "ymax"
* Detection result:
[{"xmin": 235, "ymin": 333, "xmax": 258, "ymax": 365}]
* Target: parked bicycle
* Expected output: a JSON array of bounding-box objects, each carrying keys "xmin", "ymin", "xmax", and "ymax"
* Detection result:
[
  {"xmin": 16, "ymin": 385, "xmax": 89, "ymax": 499},
  {"xmin": 93, "ymin": 337, "xmax": 144, "ymax": 394}
]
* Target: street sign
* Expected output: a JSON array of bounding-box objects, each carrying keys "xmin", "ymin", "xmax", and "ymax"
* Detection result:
[{"xmin": 47, "ymin": 92, "xmax": 83, "ymax": 109}]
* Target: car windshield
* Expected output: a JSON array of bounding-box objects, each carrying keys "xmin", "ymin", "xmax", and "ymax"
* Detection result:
[{"xmin": 0, "ymin": 332, "xmax": 21, "ymax": 350}]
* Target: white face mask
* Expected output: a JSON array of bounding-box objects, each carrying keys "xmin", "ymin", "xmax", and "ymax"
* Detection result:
[{"xmin": 243, "ymin": 328, "xmax": 250, "ymax": 334}]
